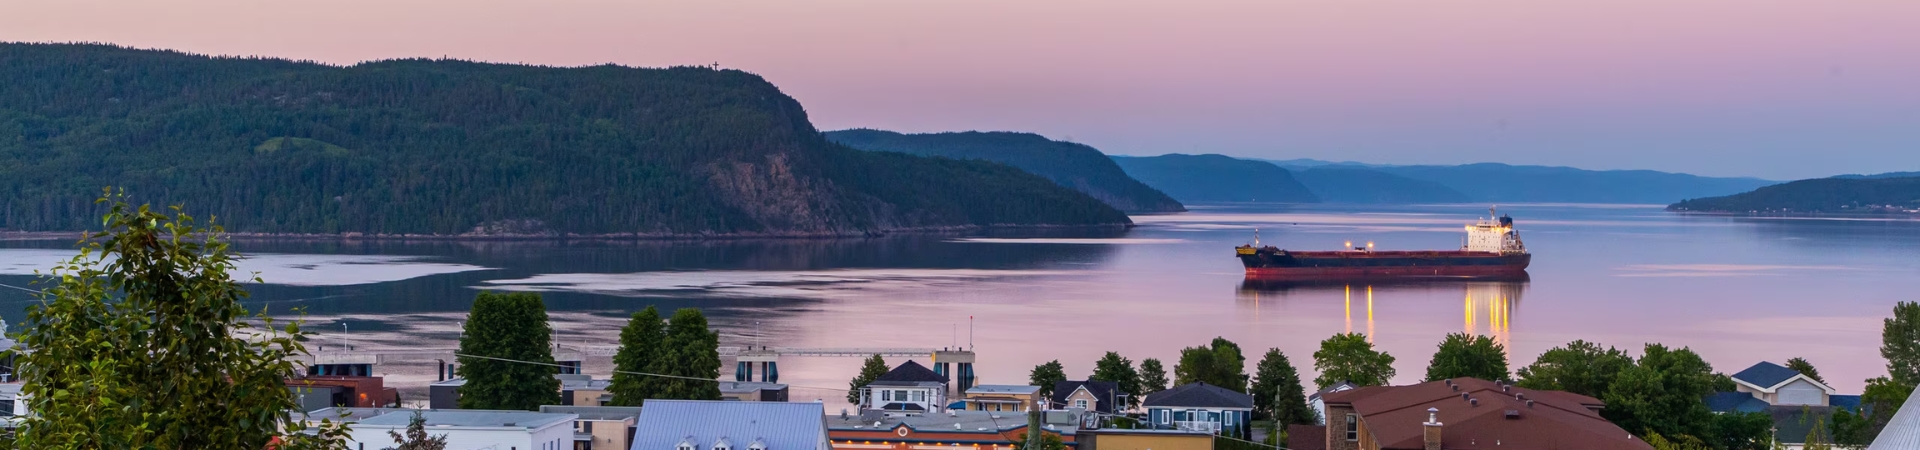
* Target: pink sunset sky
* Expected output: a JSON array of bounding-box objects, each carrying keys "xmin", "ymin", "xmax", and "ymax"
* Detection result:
[{"xmin": 5, "ymin": 0, "xmax": 1917, "ymax": 179}]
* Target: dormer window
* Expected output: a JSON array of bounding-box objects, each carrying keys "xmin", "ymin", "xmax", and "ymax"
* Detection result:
[
  {"xmin": 678, "ymin": 436, "xmax": 698, "ymax": 450},
  {"xmin": 713, "ymin": 437, "xmax": 733, "ymax": 450},
  {"xmin": 748, "ymin": 438, "xmax": 768, "ymax": 450}
]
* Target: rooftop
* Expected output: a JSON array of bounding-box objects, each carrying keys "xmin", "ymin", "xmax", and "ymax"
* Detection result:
[
  {"xmin": 1051, "ymin": 380, "xmax": 1119, "ymax": 413},
  {"xmin": 873, "ymin": 360, "xmax": 948, "ymax": 385},
  {"xmin": 1869, "ymin": 385, "xmax": 1920, "ymax": 449},
  {"xmin": 556, "ymin": 374, "xmax": 612, "ymax": 390},
  {"xmin": 632, "ymin": 400, "xmax": 828, "ymax": 450},
  {"xmin": 967, "ymin": 385, "xmax": 1041, "ymax": 395},
  {"xmin": 304, "ymin": 407, "xmax": 419, "ymax": 423},
  {"xmin": 826, "ymin": 409, "xmax": 1080, "ymax": 435},
  {"xmin": 1705, "ymin": 392, "xmax": 1769, "ymax": 414},
  {"xmin": 356, "ymin": 410, "xmax": 577, "ymax": 430},
  {"xmin": 1731, "ymin": 361, "xmax": 1810, "ymax": 390},
  {"xmin": 539, "ymin": 405, "xmax": 644, "ymax": 421},
  {"xmin": 1143, "ymin": 382, "xmax": 1253, "ymax": 409},
  {"xmin": 1321, "ymin": 378, "xmax": 1646, "ymax": 450},
  {"xmin": 430, "ymin": 378, "xmax": 467, "ymax": 387}
]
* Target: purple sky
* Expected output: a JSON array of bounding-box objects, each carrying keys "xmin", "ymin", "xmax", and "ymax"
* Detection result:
[{"xmin": 6, "ymin": 0, "xmax": 1917, "ymax": 179}]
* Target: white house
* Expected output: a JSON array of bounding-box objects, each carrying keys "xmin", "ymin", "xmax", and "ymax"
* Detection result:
[
  {"xmin": 322, "ymin": 409, "xmax": 577, "ymax": 450},
  {"xmin": 1729, "ymin": 361, "xmax": 1836, "ymax": 406},
  {"xmin": 860, "ymin": 360, "xmax": 949, "ymax": 416},
  {"xmin": 1306, "ymin": 381, "xmax": 1356, "ymax": 425}
]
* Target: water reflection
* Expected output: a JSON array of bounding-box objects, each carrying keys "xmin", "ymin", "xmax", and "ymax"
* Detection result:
[{"xmin": 1238, "ymin": 277, "xmax": 1530, "ymax": 356}]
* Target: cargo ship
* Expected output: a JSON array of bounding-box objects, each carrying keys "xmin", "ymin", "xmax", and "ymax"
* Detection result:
[{"xmin": 1236, "ymin": 207, "xmax": 1530, "ymax": 280}]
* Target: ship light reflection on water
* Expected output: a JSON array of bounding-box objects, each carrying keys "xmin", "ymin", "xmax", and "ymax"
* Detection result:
[{"xmin": 1239, "ymin": 278, "xmax": 1528, "ymax": 364}]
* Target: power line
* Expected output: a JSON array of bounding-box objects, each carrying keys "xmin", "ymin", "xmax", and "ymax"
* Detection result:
[
  {"xmin": 450, "ymin": 352, "xmax": 857, "ymax": 394},
  {"xmin": 0, "ymin": 281, "xmax": 45, "ymax": 295}
]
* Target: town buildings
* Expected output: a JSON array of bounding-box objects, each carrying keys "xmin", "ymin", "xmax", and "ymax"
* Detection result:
[
  {"xmin": 1307, "ymin": 378, "xmax": 1650, "ymax": 450},
  {"xmin": 311, "ymin": 408, "xmax": 578, "ymax": 450},
  {"xmin": 1052, "ymin": 380, "xmax": 1120, "ymax": 414},
  {"xmin": 719, "ymin": 381, "xmax": 791, "ymax": 402},
  {"xmin": 1706, "ymin": 361, "xmax": 1864, "ymax": 450},
  {"xmin": 540, "ymin": 405, "xmax": 642, "ymax": 450},
  {"xmin": 965, "ymin": 385, "xmax": 1042, "ymax": 412},
  {"xmin": 288, "ymin": 375, "xmax": 400, "ymax": 411},
  {"xmin": 825, "ymin": 409, "xmax": 1080, "ymax": 450}
]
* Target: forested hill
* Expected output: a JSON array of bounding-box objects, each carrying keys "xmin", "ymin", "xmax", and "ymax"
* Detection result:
[
  {"xmin": 1668, "ymin": 177, "xmax": 1920, "ymax": 214},
  {"xmin": 824, "ymin": 129, "xmax": 1185, "ymax": 213},
  {"xmin": 1108, "ymin": 154, "xmax": 1318, "ymax": 203},
  {"xmin": 0, "ymin": 43, "xmax": 1129, "ymax": 236}
]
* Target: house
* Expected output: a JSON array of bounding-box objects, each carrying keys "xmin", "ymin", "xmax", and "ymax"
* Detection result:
[
  {"xmin": 1316, "ymin": 378, "xmax": 1650, "ymax": 450},
  {"xmin": 966, "ymin": 385, "xmax": 1042, "ymax": 412},
  {"xmin": 719, "ymin": 381, "xmax": 791, "ymax": 402},
  {"xmin": 1143, "ymin": 382, "xmax": 1253, "ymax": 440},
  {"xmin": 312, "ymin": 408, "xmax": 578, "ymax": 450},
  {"xmin": 1077, "ymin": 428, "xmax": 1212, "ymax": 450},
  {"xmin": 540, "ymin": 405, "xmax": 642, "ymax": 450},
  {"xmin": 860, "ymin": 360, "xmax": 949, "ymax": 416},
  {"xmin": 631, "ymin": 400, "xmax": 831, "ymax": 450},
  {"xmin": 287, "ymin": 375, "xmax": 400, "ymax": 411},
  {"xmin": 1052, "ymin": 380, "xmax": 1121, "ymax": 413},
  {"xmin": 0, "ymin": 382, "xmax": 25, "ymax": 427},
  {"xmin": 1868, "ymin": 384, "xmax": 1920, "ymax": 449},
  {"xmin": 826, "ymin": 408, "xmax": 1080, "ymax": 450},
  {"xmin": 559, "ymin": 374, "xmax": 614, "ymax": 406},
  {"xmin": 1710, "ymin": 361, "xmax": 1865, "ymax": 450},
  {"xmin": 1309, "ymin": 381, "xmax": 1359, "ymax": 425}
]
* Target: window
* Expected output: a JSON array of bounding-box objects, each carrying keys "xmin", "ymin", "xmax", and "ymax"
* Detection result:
[
  {"xmin": 1344, "ymin": 413, "xmax": 1359, "ymax": 441},
  {"xmin": 895, "ymin": 390, "xmax": 909, "ymax": 402},
  {"xmin": 911, "ymin": 390, "xmax": 925, "ymax": 402},
  {"xmin": 882, "ymin": 390, "xmax": 892, "ymax": 402},
  {"xmin": 1074, "ymin": 399, "xmax": 1088, "ymax": 409},
  {"xmin": 582, "ymin": 420, "xmax": 593, "ymax": 432},
  {"xmin": 1156, "ymin": 410, "xmax": 1169, "ymax": 424}
]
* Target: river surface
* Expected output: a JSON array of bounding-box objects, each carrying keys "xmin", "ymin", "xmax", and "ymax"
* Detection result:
[{"xmin": 2, "ymin": 203, "xmax": 1914, "ymax": 407}]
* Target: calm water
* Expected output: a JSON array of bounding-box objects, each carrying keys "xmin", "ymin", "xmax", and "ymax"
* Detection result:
[{"xmin": 3, "ymin": 203, "xmax": 1916, "ymax": 406}]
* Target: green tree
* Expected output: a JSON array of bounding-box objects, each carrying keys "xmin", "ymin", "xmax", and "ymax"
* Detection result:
[
  {"xmin": 10, "ymin": 194, "xmax": 349, "ymax": 449},
  {"xmin": 1785, "ymin": 357, "xmax": 1825, "ymax": 384},
  {"xmin": 457, "ymin": 292, "xmax": 561, "ymax": 410},
  {"xmin": 1175, "ymin": 338, "xmax": 1250, "ymax": 392},
  {"xmin": 1860, "ymin": 376, "xmax": 1915, "ymax": 440},
  {"xmin": 1091, "ymin": 352, "xmax": 1143, "ymax": 409},
  {"xmin": 1031, "ymin": 360, "xmax": 1068, "ymax": 399},
  {"xmin": 1313, "ymin": 333, "xmax": 1397, "ymax": 389},
  {"xmin": 1885, "ymin": 301, "xmax": 1920, "ymax": 385},
  {"xmin": 1250, "ymin": 348, "xmax": 1316, "ymax": 425},
  {"xmin": 1139, "ymin": 358, "xmax": 1170, "ymax": 394},
  {"xmin": 1601, "ymin": 344, "xmax": 1716, "ymax": 441},
  {"xmin": 651, "ymin": 308, "xmax": 722, "ymax": 400},
  {"xmin": 608, "ymin": 306, "xmax": 665, "ymax": 406},
  {"xmin": 1707, "ymin": 412, "xmax": 1775, "ymax": 450},
  {"xmin": 1515, "ymin": 340, "xmax": 1633, "ymax": 398},
  {"xmin": 1424, "ymin": 333, "xmax": 1510, "ymax": 382},
  {"xmin": 848, "ymin": 354, "xmax": 890, "ymax": 404},
  {"xmin": 385, "ymin": 411, "xmax": 450, "ymax": 450}
]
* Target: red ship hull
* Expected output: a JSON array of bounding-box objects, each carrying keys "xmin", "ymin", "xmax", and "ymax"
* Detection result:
[
  {"xmin": 1239, "ymin": 249, "xmax": 1531, "ymax": 281},
  {"xmin": 1242, "ymin": 264, "xmax": 1530, "ymax": 280}
]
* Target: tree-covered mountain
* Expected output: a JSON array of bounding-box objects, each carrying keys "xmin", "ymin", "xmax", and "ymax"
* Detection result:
[
  {"xmin": 0, "ymin": 43, "xmax": 1129, "ymax": 236},
  {"xmin": 1833, "ymin": 171, "xmax": 1920, "ymax": 179},
  {"xmin": 825, "ymin": 129, "xmax": 1185, "ymax": 213},
  {"xmin": 1668, "ymin": 177, "xmax": 1920, "ymax": 214},
  {"xmin": 1272, "ymin": 160, "xmax": 1774, "ymax": 204},
  {"xmin": 1291, "ymin": 167, "xmax": 1471, "ymax": 204},
  {"xmin": 1107, "ymin": 154, "xmax": 1318, "ymax": 203}
]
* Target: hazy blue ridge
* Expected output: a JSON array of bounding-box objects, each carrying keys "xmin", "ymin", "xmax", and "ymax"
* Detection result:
[
  {"xmin": 825, "ymin": 129, "xmax": 1185, "ymax": 213},
  {"xmin": 0, "ymin": 43, "xmax": 1129, "ymax": 236},
  {"xmin": 1270, "ymin": 159, "xmax": 1774, "ymax": 204},
  {"xmin": 1668, "ymin": 176, "xmax": 1920, "ymax": 213},
  {"xmin": 1292, "ymin": 167, "xmax": 1471, "ymax": 204},
  {"xmin": 1107, "ymin": 154, "xmax": 1318, "ymax": 203},
  {"xmin": 1832, "ymin": 171, "xmax": 1920, "ymax": 179}
]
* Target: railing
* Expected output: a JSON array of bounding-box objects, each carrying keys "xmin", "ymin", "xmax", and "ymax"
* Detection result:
[{"xmin": 1172, "ymin": 421, "xmax": 1220, "ymax": 433}]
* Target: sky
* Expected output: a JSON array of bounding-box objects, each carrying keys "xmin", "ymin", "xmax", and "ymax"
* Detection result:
[{"xmin": 4, "ymin": 0, "xmax": 1917, "ymax": 180}]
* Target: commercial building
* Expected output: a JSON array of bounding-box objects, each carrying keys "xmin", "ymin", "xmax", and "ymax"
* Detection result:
[
  {"xmin": 311, "ymin": 408, "xmax": 578, "ymax": 450},
  {"xmin": 631, "ymin": 400, "xmax": 831, "ymax": 450},
  {"xmin": 965, "ymin": 385, "xmax": 1042, "ymax": 412},
  {"xmin": 540, "ymin": 405, "xmax": 642, "ymax": 450}
]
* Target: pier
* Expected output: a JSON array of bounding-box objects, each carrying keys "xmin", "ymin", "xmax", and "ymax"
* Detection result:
[{"xmin": 295, "ymin": 344, "xmax": 979, "ymax": 391}]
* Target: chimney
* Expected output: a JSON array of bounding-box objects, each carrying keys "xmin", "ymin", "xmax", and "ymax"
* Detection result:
[{"xmin": 1423, "ymin": 407, "xmax": 1443, "ymax": 450}]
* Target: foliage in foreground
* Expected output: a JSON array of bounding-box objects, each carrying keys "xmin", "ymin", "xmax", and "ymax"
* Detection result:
[{"xmin": 8, "ymin": 192, "xmax": 349, "ymax": 448}]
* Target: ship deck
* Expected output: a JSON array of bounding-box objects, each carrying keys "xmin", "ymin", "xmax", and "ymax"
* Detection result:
[{"xmin": 1263, "ymin": 250, "xmax": 1510, "ymax": 258}]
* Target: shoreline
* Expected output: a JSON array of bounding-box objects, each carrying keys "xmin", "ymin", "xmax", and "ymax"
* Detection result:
[{"xmin": 0, "ymin": 222, "xmax": 1133, "ymax": 242}]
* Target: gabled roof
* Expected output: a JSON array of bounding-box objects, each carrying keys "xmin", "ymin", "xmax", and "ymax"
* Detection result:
[
  {"xmin": 1320, "ymin": 378, "xmax": 1645, "ymax": 450},
  {"xmin": 1309, "ymin": 381, "xmax": 1358, "ymax": 402},
  {"xmin": 631, "ymin": 400, "xmax": 828, "ymax": 450},
  {"xmin": 1731, "ymin": 361, "xmax": 1829, "ymax": 392},
  {"xmin": 873, "ymin": 360, "xmax": 948, "ymax": 384},
  {"xmin": 1705, "ymin": 392, "xmax": 1769, "ymax": 414},
  {"xmin": 1051, "ymin": 380, "xmax": 1119, "ymax": 413},
  {"xmin": 1143, "ymin": 382, "xmax": 1253, "ymax": 409},
  {"xmin": 1869, "ymin": 385, "xmax": 1920, "ymax": 450}
]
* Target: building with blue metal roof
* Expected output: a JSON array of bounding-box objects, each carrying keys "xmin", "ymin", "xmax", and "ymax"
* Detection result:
[{"xmin": 631, "ymin": 400, "xmax": 830, "ymax": 450}]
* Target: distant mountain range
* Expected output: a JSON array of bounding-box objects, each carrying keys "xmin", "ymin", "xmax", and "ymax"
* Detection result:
[
  {"xmin": 0, "ymin": 44, "xmax": 1130, "ymax": 236},
  {"xmin": 1669, "ymin": 175, "xmax": 1920, "ymax": 214},
  {"xmin": 1268, "ymin": 159, "xmax": 1776, "ymax": 204},
  {"xmin": 825, "ymin": 129, "xmax": 1186, "ymax": 213},
  {"xmin": 1291, "ymin": 167, "xmax": 1471, "ymax": 204},
  {"xmin": 1108, "ymin": 154, "xmax": 1318, "ymax": 203}
]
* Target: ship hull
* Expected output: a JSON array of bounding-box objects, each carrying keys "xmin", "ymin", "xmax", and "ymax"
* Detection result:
[{"xmin": 1240, "ymin": 250, "xmax": 1531, "ymax": 281}]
